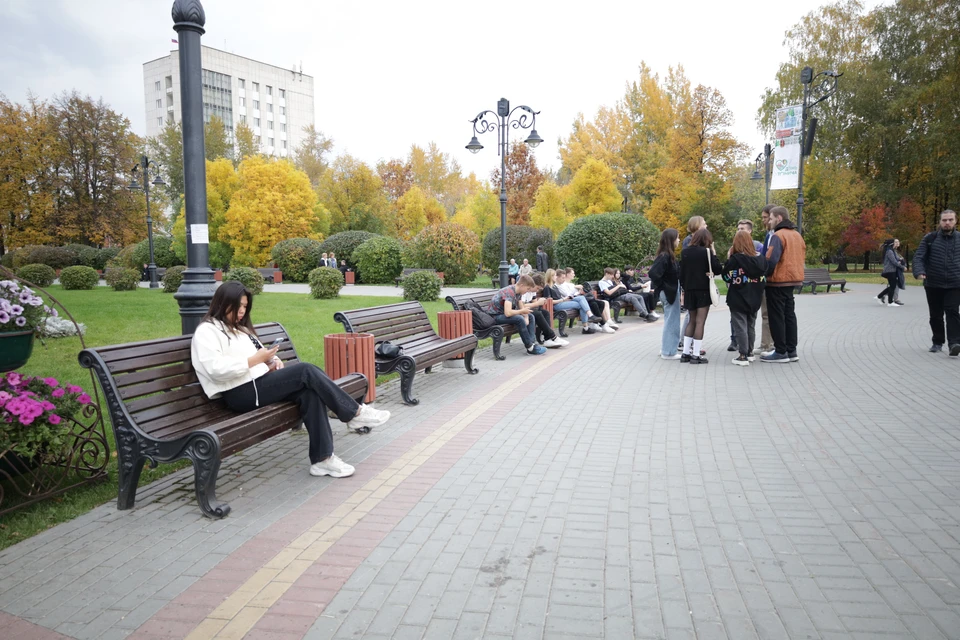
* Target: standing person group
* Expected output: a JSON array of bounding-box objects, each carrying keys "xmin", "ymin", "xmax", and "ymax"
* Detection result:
[
  {"xmin": 877, "ymin": 239, "xmax": 906, "ymax": 306},
  {"xmin": 914, "ymin": 209, "xmax": 960, "ymax": 357}
]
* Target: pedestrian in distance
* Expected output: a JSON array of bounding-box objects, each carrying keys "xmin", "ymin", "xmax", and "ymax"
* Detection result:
[
  {"xmin": 190, "ymin": 281, "xmax": 390, "ymax": 479},
  {"xmin": 913, "ymin": 209, "xmax": 960, "ymax": 356},
  {"xmin": 722, "ymin": 230, "xmax": 768, "ymax": 366},
  {"xmin": 648, "ymin": 228, "xmax": 682, "ymax": 359},
  {"xmin": 679, "ymin": 228, "xmax": 723, "ymax": 364},
  {"xmin": 877, "ymin": 239, "xmax": 906, "ymax": 306},
  {"xmin": 518, "ymin": 258, "xmax": 533, "ymax": 278},
  {"xmin": 536, "ymin": 245, "xmax": 549, "ymax": 272},
  {"xmin": 761, "ymin": 206, "xmax": 806, "ymax": 363},
  {"xmin": 508, "ymin": 258, "xmax": 519, "ymax": 284}
]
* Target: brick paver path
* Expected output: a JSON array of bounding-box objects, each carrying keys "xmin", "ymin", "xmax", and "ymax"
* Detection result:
[{"xmin": 1, "ymin": 287, "xmax": 958, "ymax": 639}]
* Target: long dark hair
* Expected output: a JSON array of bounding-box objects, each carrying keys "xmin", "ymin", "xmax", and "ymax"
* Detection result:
[
  {"xmin": 202, "ymin": 281, "xmax": 256, "ymax": 335},
  {"xmin": 657, "ymin": 229, "xmax": 679, "ymax": 263},
  {"xmin": 690, "ymin": 228, "xmax": 713, "ymax": 247}
]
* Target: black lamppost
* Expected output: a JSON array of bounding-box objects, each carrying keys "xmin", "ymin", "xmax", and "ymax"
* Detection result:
[
  {"xmin": 797, "ymin": 67, "xmax": 841, "ymax": 235},
  {"xmin": 750, "ymin": 144, "xmax": 774, "ymax": 206},
  {"xmin": 172, "ymin": 0, "xmax": 216, "ymax": 334},
  {"xmin": 466, "ymin": 98, "xmax": 543, "ymax": 288},
  {"xmin": 127, "ymin": 156, "xmax": 166, "ymax": 288}
]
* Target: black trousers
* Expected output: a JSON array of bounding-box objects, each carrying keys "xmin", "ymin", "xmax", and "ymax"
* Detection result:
[
  {"xmin": 585, "ymin": 298, "xmax": 604, "ymax": 318},
  {"xmin": 221, "ymin": 363, "xmax": 359, "ymax": 464},
  {"xmin": 878, "ymin": 275, "xmax": 898, "ymax": 303},
  {"xmin": 925, "ymin": 286, "xmax": 960, "ymax": 347},
  {"xmin": 530, "ymin": 308, "xmax": 557, "ymax": 342},
  {"xmin": 765, "ymin": 286, "xmax": 798, "ymax": 354}
]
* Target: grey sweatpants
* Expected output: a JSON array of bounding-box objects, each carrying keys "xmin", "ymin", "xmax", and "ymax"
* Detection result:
[{"xmin": 731, "ymin": 309, "xmax": 758, "ymax": 357}]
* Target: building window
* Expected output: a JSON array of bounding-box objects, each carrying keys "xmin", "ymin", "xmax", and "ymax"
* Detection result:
[
  {"xmin": 267, "ymin": 103, "xmax": 273, "ymax": 113},
  {"xmin": 279, "ymin": 88, "xmax": 285, "ymax": 99},
  {"xmin": 268, "ymin": 121, "xmax": 273, "ymax": 130},
  {"xmin": 268, "ymin": 138, "xmax": 274, "ymax": 147},
  {"xmin": 167, "ymin": 94, "xmax": 174, "ymax": 107},
  {"xmin": 155, "ymin": 81, "xmax": 161, "ymax": 92},
  {"xmin": 252, "ymin": 82, "xmax": 259, "ymax": 92},
  {"xmin": 156, "ymin": 99, "xmax": 162, "ymax": 109},
  {"xmin": 254, "ymin": 117, "xmax": 260, "ymax": 127},
  {"xmin": 266, "ymin": 85, "xmax": 272, "ymax": 96},
  {"xmin": 239, "ymin": 115, "xmax": 246, "ymax": 124},
  {"xmin": 167, "ymin": 112, "xmax": 174, "ymax": 124},
  {"xmin": 253, "ymin": 100, "xmax": 259, "ymax": 110},
  {"xmin": 201, "ymin": 68, "xmax": 234, "ymax": 130},
  {"xmin": 255, "ymin": 135, "xmax": 261, "ymax": 145},
  {"xmin": 157, "ymin": 117, "xmax": 163, "ymax": 127},
  {"xmin": 165, "ymin": 76, "xmax": 173, "ymax": 89},
  {"xmin": 238, "ymin": 78, "xmax": 245, "ymax": 89},
  {"xmin": 282, "ymin": 140, "xmax": 287, "ymax": 149},
  {"xmin": 281, "ymin": 123, "xmax": 286, "ymax": 133},
  {"xmin": 280, "ymin": 106, "xmax": 286, "ymax": 116}
]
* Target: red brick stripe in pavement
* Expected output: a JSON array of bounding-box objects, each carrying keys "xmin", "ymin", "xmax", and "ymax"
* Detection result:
[{"xmin": 0, "ymin": 610, "xmax": 73, "ymax": 639}]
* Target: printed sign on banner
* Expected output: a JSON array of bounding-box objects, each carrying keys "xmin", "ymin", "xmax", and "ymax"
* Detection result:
[
  {"xmin": 770, "ymin": 135, "xmax": 801, "ymax": 190},
  {"xmin": 775, "ymin": 104, "xmax": 803, "ymax": 139}
]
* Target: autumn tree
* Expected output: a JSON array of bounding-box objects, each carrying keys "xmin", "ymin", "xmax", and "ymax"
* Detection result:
[
  {"xmin": 377, "ymin": 158, "xmax": 414, "ymax": 202},
  {"xmin": 221, "ymin": 156, "xmax": 321, "ymax": 266},
  {"xmin": 393, "ymin": 185, "xmax": 445, "ymax": 240},
  {"xmin": 317, "ymin": 154, "xmax": 391, "ymax": 234},
  {"xmin": 888, "ymin": 197, "xmax": 926, "ymax": 262},
  {"xmin": 564, "ymin": 158, "xmax": 623, "ymax": 219},
  {"xmin": 490, "ymin": 142, "xmax": 545, "ymax": 225},
  {"xmin": 234, "ymin": 121, "xmax": 257, "ymax": 165},
  {"xmin": 451, "ymin": 188, "xmax": 500, "ymax": 239},
  {"xmin": 294, "ymin": 124, "xmax": 334, "ymax": 187},
  {"xmin": 204, "ymin": 115, "xmax": 232, "ymax": 162},
  {"xmin": 146, "ymin": 121, "xmax": 185, "ymax": 217},
  {"xmin": 171, "ymin": 158, "xmax": 241, "ymax": 268},
  {"xmin": 529, "ymin": 181, "xmax": 570, "ymax": 238},
  {"xmin": 842, "ymin": 203, "xmax": 889, "ymax": 269}
]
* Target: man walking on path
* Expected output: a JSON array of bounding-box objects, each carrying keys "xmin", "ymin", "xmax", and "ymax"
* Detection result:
[
  {"xmin": 761, "ymin": 206, "xmax": 806, "ymax": 363},
  {"xmin": 913, "ymin": 209, "xmax": 960, "ymax": 356},
  {"xmin": 536, "ymin": 245, "xmax": 548, "ymax": 272}
]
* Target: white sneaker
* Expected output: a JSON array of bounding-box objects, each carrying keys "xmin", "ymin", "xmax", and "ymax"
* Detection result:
[
  {"xmin": 349, "ymin": 404, "xmax": 391, "ymax": 429},
  {"xmin": 542, "ymin": 338, "xmax": 563, "ymax": 348},
  {"xmin": 601, "ymin": 325, "xmax": 616, "ymax": 334},
  {"xmin": 608, "ymin": 323, "xmax": 620, "ymax": 331},
  {"xmin": 887, "ymin": 303, "xmax": 898, "ymax": 307},
  {"xmin": 877, "ymin": 297, "xmax": 885, "ymax": 305},
  {"xmin": 761, "ymin": 349, "xmax": 776, "ymax": 357},
  {"xmin": 649, "ymin": 312, "xmax": 661, "ymax": 319},
  {"xmin": 747, "ymin": 355, "xmax": 756, "ymax": 362},
  {"xmin": 753, "ymin": 347, "xmax": 767, "ymax": 355},
  {"xmin": 660, "ymin": 353, "xmax": 682, "ymax": 360},
  {"xmin": 555, "ymin": 338, "xmax": 570, "ymax": 346},
  {"xmin": 310, "ymin": 454, "xmax": 355, "ymax": 478}
]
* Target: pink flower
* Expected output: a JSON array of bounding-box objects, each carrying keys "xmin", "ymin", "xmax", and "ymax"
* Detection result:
[
  {"xmin": 6, "ymin": 373, "xmax": 22, "ymax": 387},
  {"xmin": 66, "ymin": 385, "xmax": 82, "ymax": 394},
  {"xmin": 48, "ymin": 414, "xmax": 61, "ymax": 425},
  {"xmin": 51, "ymin": 388, "xmax": 66, "ymax": 398},
  {"xmin": 77, "ymin": 394, "xmax": 91, "ymax": 405},
  {"xmin": 43, "ymin": 377, "xmax": 58, "ymax": 387},
  {"xmin": 41, "ymin": 401, "xmax": 55, "ymax": 411},
  {"xmin": 0, "ymin": 391, "xmax": 10, "ymax": 407}
]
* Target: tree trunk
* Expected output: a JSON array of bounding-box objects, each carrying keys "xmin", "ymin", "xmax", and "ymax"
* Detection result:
[
  {"xmin": 836, "ymin": 252, "xmax": 849, "ymax": 272},
  {"xmin": 862, "ymin": 251, "xmax": 870, "ymax": 271}
]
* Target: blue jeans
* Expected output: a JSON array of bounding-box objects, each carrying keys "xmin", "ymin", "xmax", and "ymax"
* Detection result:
[
  {"xmin": 660, "ymin": 291, "xmax": 681, "ymax": 356},
  {"xmin": 554, "ymin": 296, "xmax": 591, "ymax": 323},
  {"xmin": 495, "ymin": 313, "xmax": 535, "ymax": 348}
]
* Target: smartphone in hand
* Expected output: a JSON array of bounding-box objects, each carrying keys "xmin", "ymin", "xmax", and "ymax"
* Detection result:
[{"xmin": 269, "ymin": 337, "xmax": 285, "ymax": 348}]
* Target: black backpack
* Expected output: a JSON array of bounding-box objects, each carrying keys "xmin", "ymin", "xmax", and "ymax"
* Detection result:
[{"xmin": 463, "ymin": 299, "xmax": 495, "ymax": 330}]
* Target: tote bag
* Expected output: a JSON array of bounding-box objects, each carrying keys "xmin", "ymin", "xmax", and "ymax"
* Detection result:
[{"xmin": 706, "ymin": 247, "xmax": 721, "ymax": 308}]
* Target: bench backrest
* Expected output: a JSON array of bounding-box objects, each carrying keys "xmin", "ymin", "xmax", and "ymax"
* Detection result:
[
  {"xmin": 335, "ymin": 301, "xmax": 438, "ymax": 347},
  {"xmin": 446, "ymin": 290, "xmax": 496, "ymax": 313},
  {"xmin": 82, "ymin": 322, "xmax": 298, "ymax": 443},
  {"xmin": 804, "ymin": 268, "xmax": 831, "ymax": 279}
]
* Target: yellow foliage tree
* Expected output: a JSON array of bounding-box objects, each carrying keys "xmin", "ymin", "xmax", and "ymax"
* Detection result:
[
  {"xmin": 646, "ymin": 166, "xmax": 700, "ymax": 235},
  {"xmin": 564, "ymin": 158, "xmax": 623, "ymax": 218},
  {"xmin": 451, "ymin": 188, "xmax": 499, "ymax": 238},
  {"xmin": 222, "ymin": 156, "xmax": 321, "ymax": 266},
  {"xmin": 393, "ymin": 185, "xmax": 445, "ymax": 240},
  {"xmin": 529, "ymin": 181, "xmax": 570, "ymax": 237},
  {"xmin": 171, "ymin": 158, "xmax": 241, "ymax": 267}
]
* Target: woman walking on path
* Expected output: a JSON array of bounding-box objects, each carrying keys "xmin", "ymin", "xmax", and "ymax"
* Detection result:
[
  {"xmin": 679, "ymin": 228, "xmax": 723, "ymax": 364},
  {"xmin": 722, "ymin": 230, "xmax": 768, "ymax": 366},
  {"xmin": 649, "ymin": 228, "xmax": 682, "ymax": 359},
  {"xmin": 877, "ymin": 239, "xmax": 906, "ymax": 306},
  {"xmin": 191, "ymin": 282, "xmax": 390, "ymax": 479}
]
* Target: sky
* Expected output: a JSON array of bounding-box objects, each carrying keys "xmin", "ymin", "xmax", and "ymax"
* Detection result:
[{"xmin": 1, "ymin": 0, "xmax": 889, "ymax": 181}]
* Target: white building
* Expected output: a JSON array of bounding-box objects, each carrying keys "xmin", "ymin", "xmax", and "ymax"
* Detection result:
[{"xmin": 143, "ymin": 46, "xmax": 314, "ymax": 158}]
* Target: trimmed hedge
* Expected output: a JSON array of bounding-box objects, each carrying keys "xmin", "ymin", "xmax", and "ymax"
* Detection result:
[
  {"xmin": 404, "ymin": 223, "xmax": 478, "ymax": 285},
  {"xmin": 105, "ymin": 268, "xmax": 141, "ymax": 291},
  {"xmin": 13, "ymin": 245, "xmax": 79, "ymax": 270},
  {"xmin": 555, "ymin": 213, "xmax": 660, "ymax": 282},
  {"xmin": 402, "ymin": 270, "xmax": 442, "ymax": 302},
  {"xmin": 161, "ymin": 265, "xmax": 186, "ymax": 293},
  {"xmin": 59, "ymin": 266, "xmax": 100, "ymax": 290},
  {"xmin": 481, "ymin": 226, "xmax": 554, "ymax": 273},
  {"xmin": 107, "ymin": 245, "xmax": 139, "ymax": 270},
  {"xmin": 318, "ymin": 231, "xmax": 378, "ymax": 270},
  {"xmin": 223, "ymin": 267, "xmax": 265, "ymax": 295},
  {"xmin": 308, "ymin": 267, "xmax": 344, "ymax": 299},
  {"xmin": 270, "ymin": 238, "xmax": 323, "ymax": 283},
  {"xmin": 352, "ymin": 236, "xmax": 403, "ymax": 284},
  {"xmin": 16, "ymin": 264, "xmax": 56, "ymax": 287}
]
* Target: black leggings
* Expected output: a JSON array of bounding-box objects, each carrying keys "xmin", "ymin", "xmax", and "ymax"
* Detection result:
[
  {"xmin": 221, "ymin": 363, "xmax": 359, "ymax": 464},
  {"xmin": 530, "ymin": 308, "xmax": 557, "ymax": 342},
  {"xmin": 878, "ymin": 275, "xmax": 898, "ymax": 303},
  {"xmin": 684, "ymin": 306, "xmax": 710, "ymax": 340}
]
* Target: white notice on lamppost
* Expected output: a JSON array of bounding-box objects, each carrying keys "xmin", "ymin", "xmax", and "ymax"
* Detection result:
[{"xmin": 190, "ymin": 224, "xmax": 209, "ymax": 244}]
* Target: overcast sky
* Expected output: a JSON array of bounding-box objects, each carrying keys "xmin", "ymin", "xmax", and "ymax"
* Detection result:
[{"xmin": 1, "ymin": 0, "xmax": 888, "ymax": 181}]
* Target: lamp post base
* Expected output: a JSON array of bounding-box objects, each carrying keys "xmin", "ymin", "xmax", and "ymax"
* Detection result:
[
  {"xmin": 499, "ymin": 262, "xmax": 509, "ymax": 289},
  {"xmin": 174, "ymin": 268, "xmax": 217, "ymax": 335},
  {"xmin": 148, "ymin": 264, "xmax": 159, "ymax": 289}
]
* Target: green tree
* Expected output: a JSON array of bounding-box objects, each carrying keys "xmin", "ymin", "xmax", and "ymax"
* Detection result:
[
  {"xmin": 317, "ymin": 154, "xmax": 391, "ymax": 234},
  {"xmin": 294, "ymin": 124, "xmax": 334, "ymax": 187},
  {"xmin": 204, "ymin": 115, "xmax": 232, "ymax": 162},
  {"xmin": 234, "ymin": 121, "xmax": 257, "ymax": 165}
]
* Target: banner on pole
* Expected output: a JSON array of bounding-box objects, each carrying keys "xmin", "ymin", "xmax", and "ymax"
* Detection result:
[
  {"xmin": 775, "ymin": 104, "xmax": 803, "ymax": 138},
  {"xmin": 770, "ymin": 135, "xmax": 801, "ymax": 190}
]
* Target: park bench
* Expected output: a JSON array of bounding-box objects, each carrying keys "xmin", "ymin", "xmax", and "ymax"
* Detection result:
[
  {"xmin": 587, "ymin": 280, "xmax": 659, "ymax": 323},
  {"xmin": 445, "ymin": 291, "xmax": 570, "ymax": 360},
  {"xmin": 395, "ymin": 268, "xmax": 438, "ymax": 287},
  {"xmin": 334, "ymin": 301, "xmax": 478, "ymax": 405},
  {"xmin": 257, "ymin": 268, "xmax": 282, "ymax": 284},
  {"xmin": 797, "ymin": 267, "xmax": 847, "ymax": 294},
  {"xmin": 78, "ymin": 322, "xmax": 368, "ymax": 519}
]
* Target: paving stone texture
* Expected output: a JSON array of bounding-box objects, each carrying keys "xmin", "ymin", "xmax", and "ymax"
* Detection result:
[{"xmin": 1, "ymin": 286, "xmax": 958, "ymax": 639}]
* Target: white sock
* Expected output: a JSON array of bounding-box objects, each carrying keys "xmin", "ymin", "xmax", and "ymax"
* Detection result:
[
  {"xmin": 693, "ymin": 339, "xmax": 703, "ymax": 357},
  {"xmin": 682, "ymin": 336, "xmax": 694, "ymax": 355}
]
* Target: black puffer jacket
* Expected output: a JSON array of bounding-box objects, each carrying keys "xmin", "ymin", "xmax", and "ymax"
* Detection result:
[{"xmin": 913, "ymin": 230, "xmax": 960, "ymax": 288}]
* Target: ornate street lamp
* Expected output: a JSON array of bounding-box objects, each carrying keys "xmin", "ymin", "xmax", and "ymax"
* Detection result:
[
  {"xmin": 797, "ymin": 67, "xmax": 841, "ymax": 234},
  {"xmin": 750, "ymin": 143, "xmax": 774, "ymax": 206},
  {"xmin": 466, "ymin": 98, "xmax": 542, "ymax": 288},
  {"xmin": 127, "ymin": 156, "xmax": 166, "ymax": 288}
]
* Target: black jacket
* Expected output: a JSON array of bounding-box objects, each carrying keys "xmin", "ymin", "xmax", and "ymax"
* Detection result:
[
  {"xmin": 914, "ymin": 230, "xmax": 960, "ymax": 289},
  {"xmin": 721, "ymin": 253, "xmax": 768, "ymax": 314},
  {"xmin": 542, "ymin": 284, "xmax": 564, "ymax": 301},
  {"xmin": 679, "ymin": 246, "xmax": 723, "ymax": 292},
  {"xmin": 621, "ymin": 273, "xmax": 646, "ymax": 292},
  {"xmin": 536, "ymin": 251, "xmax": 548, "ymax": 272},
  {"xmin": 648, "ymin": 254, "xmax": 679, "ymax": 305}
]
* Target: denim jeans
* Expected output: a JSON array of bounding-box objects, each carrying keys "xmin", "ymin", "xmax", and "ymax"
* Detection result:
[
  {"xmin": 554, "ymin": 296, "xmax": 591, "ymax": 323},
  {"xmin": 660, "ymin": 291, "xmax": 681, "ymax": 356},
  {"xmin": 494, "ymin": 313, "xmax": 535, "ymax": 348}
]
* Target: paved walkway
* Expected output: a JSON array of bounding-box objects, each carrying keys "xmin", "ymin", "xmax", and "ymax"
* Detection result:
[{"xmin": 1, "ymin": 287, "xmax": 958, "ymax": 640}]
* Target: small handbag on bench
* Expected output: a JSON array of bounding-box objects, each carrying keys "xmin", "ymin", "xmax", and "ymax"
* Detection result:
[{"xmin": 375, "ymin": 341, "xmax": 402, "ymax": 359}]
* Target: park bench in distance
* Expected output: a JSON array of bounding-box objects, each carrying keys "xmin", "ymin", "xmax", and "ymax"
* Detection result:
[
  {"xmin": 797, "ymin": 267, "xmax": 847, "ymax": 294},
  {"xmin": 445, "ymin": 290, "xmax": 571, "ymax": 360},
  {"xmin": 78, "ymin": 322, "xmax": 368, "ymax": 519},
  {"xmin": 334, "ymin": 301, "xmax": 478, "ymax": 405},
  {"xmin": 394, "ymin": 268, "xmax": 438, "ymax": 287},
  {"xmin": 585, "ymin": 280, "xmax": 657, "ymax": 322}
]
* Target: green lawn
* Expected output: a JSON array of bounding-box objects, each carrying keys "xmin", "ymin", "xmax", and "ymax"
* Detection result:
[{"xmin": 0, "ymin": 286, "xmax": 453, "ymax": 550}]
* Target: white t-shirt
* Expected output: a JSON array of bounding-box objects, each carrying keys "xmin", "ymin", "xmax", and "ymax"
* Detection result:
[
  {"xmin": 557, "ymin": 282, "xmax": 578, "ymax": 297},
  {"xmin": 520, "ymin": 291, "xmax": 535, "ymax": 303},
  {"xmin": 598, "ymin": 278, "xmax": 617, "ymax": 293}
]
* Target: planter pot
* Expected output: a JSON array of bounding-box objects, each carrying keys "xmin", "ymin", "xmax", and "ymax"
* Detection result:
[{"xmin": 0, "ymin": 330, "xmax": 35, "ymax": 373}]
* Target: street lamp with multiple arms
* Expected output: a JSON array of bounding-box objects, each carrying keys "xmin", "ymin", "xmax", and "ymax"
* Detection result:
[
  {"xmin": 466, "ymin": 98, "xmax": 542, "ymax": 288},
  {"xmin": 750, "ymin": 143, "xmax": 774, "ymax": 206},
  {"xmin": 797, "ymin": 67, "xmax": 841, "ymax": 234},
  {"xmin": 127, "ymin": 155, "xmax": 166, "ymax": 289}
]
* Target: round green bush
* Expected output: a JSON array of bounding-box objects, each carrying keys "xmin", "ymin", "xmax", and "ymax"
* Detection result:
[
  {"xmin": 270, "ymin": 238, "xmax": 323, "ymax": 283},
  {"xmin": 481, "ymin": 226, "xmax": 554, "ymax": 273},
  {"xmin": 162, "ymin": 265, "xmax": 186, "ymax": 293},
  {"xmin": 0, "ymin": 249, "xmax": 17, "ymax": 268},
  {"xmin": 15, "ymin": 263, "xmax": 56, "ymax": 287},
  {"xmin": 223, "ymin": 267, "xmax": 265, "ymax": 295},
  {"xmin": 402, "ymin": 270, "xmax": 442, "ymax": 302},
  {"xmin": 405, "ymin": 223, "xmax": 479, "ymax": 285},
  {"xmin": 555, "ymin": 213, "xmax": 660, "ymax": 282},
  {"xmin": 105, "ymin": 267, "xmax": 140, "ymax": 291},
  {"xmin": 59, "ymin": 265, "xmax": 100, "ymax": 290},
  {"xmin": 107, "ymin": 245, "xmax": 139, "ymax": 270},
  {"xmin": 13, "ymin": 245, "xmax": 78, "ymax": 270},
  {"xmin": 308, "ymin": 267, "xmax": 344, "ymax": 299},
  {"xmin": 352, "ymin": 236, "xmax": 403, "ymax": 284},
  {"xmin": 76, "ymin": 246, "xmax": 99, "ymax": 268},
  {"xmin": 318, "ymin": 231, "xmax": 378, "ymax": 270},
  {"xmin": 131, "ymin": 236, "xmax": 183, "ymax": 269}
]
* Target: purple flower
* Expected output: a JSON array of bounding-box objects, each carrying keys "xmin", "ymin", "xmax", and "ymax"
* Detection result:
[
  {"xmin": 15, "ymin": 316, "xmax": 26, "ymax": 327},
  {"xmin": 10, "ymin": 304, "xmax": 23, "ymax": 315},
  {"xmin": 6, "ymin": 373, "xmax": 22, "ymax": 386},
  {"xmin": 77, "ymin": 394, "xmax": 91, "ymax": 405},
  {"xmin": 66, "ymin": 385, "xmax": 82, "ymax": 394},
  {"xmin": 28, "ymin": 297, "xmax": 43, "ymax": 307},
  {"xmin": 51, "ymin": 388, "xmax": 66, "ymax": 398},
  {"xmin": 41, "ymin": 401, "xmax": 55, "ymax": 411},
  {"xmin": 43, "ymin": 377, "xmax": 58, "ymax": 387},
  {"xmin": 48, "ymin": 414, "xmax": 61, "ymax": 425},
  {"xmin": 0, "ymin": 391, "xmax": 10, "ymax": 407},
  {"xmin": 19, "ymin": 292, "xmax": 33, "ymax": 303},
  {"xmin": 0, "ymin": 311, "xmax": 10, "ymax": 324}
]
